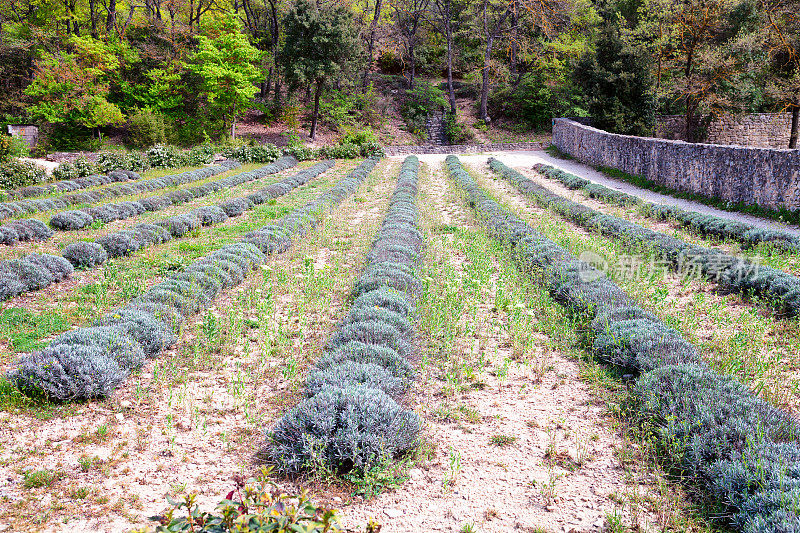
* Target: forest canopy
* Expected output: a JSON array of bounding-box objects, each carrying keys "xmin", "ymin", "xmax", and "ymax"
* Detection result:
[{"xmin": 0, "ymin": 0, "xmax": 798, "ymax": 148}]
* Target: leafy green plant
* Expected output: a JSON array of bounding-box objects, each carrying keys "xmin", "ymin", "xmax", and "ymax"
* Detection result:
[
  {"xmin": 140, "ymin": 467, "xmax": 343, "ymax": 532},
  {"xmin": 401, "ymin": 81, "xmax": 447, "ymax": 139},
  {"xmin": 0, "ymin": 159, "xmax": 46, "ymax": 189},
  {"xmin": 128, "ymin": 108, "xmax": 169, "ymax": 148},
  {"xmin": 344, "ymin": 455, "xmax": 411, "ymax": 500}
]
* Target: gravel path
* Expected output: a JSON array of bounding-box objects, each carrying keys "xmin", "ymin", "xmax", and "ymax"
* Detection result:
[
  {"xmin": 498, "ymin": 151, "xmax": 800, "ymax": 237},
  {"xmin": 392, "ymin": 151, "xmax": 800, "ymax": 237}
]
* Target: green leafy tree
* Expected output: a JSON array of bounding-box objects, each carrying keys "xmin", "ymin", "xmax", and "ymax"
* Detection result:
[
  {"xmin": 280, "ymin": 0, "xmax": 361, "ymax": 140},
  {"xmin": 24, "ymin": 36, "xmax": 130, "ymax": 138},
  {"xmin": 574, "ymin": 18, "xmax": 656, "ymax": 135},
  {"xmin": 760, "ymin": 0, "xmax": 800, "ymax": 147},
  {"xmin": 188, "ymin": 16, "xmax": 265, "ymax": 139}
]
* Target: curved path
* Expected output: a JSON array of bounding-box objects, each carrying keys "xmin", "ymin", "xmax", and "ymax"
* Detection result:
[{"xmin": 390, "ymin": 150, "xmax": 800, "ymax": 237}]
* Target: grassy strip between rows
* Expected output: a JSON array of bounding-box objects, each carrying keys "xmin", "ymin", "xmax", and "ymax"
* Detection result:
[
  {"xmin": 489, "ymin": 157, "xmax": 800, "ymax": 319},
  {"xmin": 534, "ymin": 162, "xmax": 800, "ymax": 254},
  {"xmin": 260, "ymin": 156, "xmax": 422, "ymax": 494},
  {"xmin": 447, "ymin": 154, "xmax": 800, "ymax": 533},
  {"xmin": 0, "ymin": 157, "xmax": 379, "ymax": 407},
  {"xmin": 545, "ymin": 144, "xmax": 800, "ymax": 227},
  {"xmin": 0, "ymin": 157, "xmax": 313, "ymax": 303}
]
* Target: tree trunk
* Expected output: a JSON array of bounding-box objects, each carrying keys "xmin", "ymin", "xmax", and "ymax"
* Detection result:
[
  {"xmin": 362, "ymin": 0, "xmax": 383, "ymax": 88},
  {"xmin": 106, "ymin": 0, "xmax": 117, "ymax": 33},
  {"xmin": 231, "ymin": 102, "xmax": 237, "ymax": 139},
  {"xmin": 89, "ymin": 0, "xmax": 98, "ymax": 37},
  {"xmin": 409, "ymin": 39, "xmax": 416, "ymax": 88},
  {"xmin": 791, "ymin": 103, "xmax": 799, "ymax": 149},
  {"xmin": 479, "ymin": 34, "xmax": 493, "ymax": 122},
  {"xmin": 444, "ymin": 0, "xmax": 456, "ymax": 114},
  {"xmin": 509, "ymin": 0, "xmax": 519, "ymax": 85},
  {"xmin": 310, "ymin": 81, "xmax": 323, "ymax": 140},
  {"xmin": 684, "ymin": 45, "xmax": 696, "ymax": 142}
]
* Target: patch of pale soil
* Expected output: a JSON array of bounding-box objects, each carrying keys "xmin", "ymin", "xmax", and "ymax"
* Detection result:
[
  {"xmin": 0, "ymin": 160, "xmax": 399, "ymax": 532},
  {"xmin": 337, "ymin": 161, "xmax": 659, "ymax": 533},
  {"xmin": 469, "ymin": 162, "xmax": 800, "ymax": 417}
]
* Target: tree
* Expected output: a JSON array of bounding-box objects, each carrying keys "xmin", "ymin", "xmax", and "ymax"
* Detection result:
[
  {"xmin": 279, "ymin": 0, "xmax": 361, "ymax": 140},
  {"xmin": 24, "ymin": 36, "xmax": 129, "ymax": 137},
  {"xmin": 187, "ymin": 16, "xmax": 264, "ymax": 138},
  {"xmin": 392, "ymin": 0, "xmax": 430, "ymax": 88},
  {"xmin": 632, "ymin": 0, "xmax": 739, "ymax": 142},
  {"xmin": 574, "ymin": 17, "xmax": 656, "ymax": 135},
  {"xmin": 427, "ymin": 0, "xmax": 463, "ymax": 113},
  {"xmin": 760, "ymin": 0, "xmax": 800, "ymax": 148}
]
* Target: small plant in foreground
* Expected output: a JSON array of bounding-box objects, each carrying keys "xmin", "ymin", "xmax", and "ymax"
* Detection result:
[
  {"xmin": 23, "ymin": 469, "xmax": 60, "ymax": 489},
  {"xmin": 489, "ymin": 434, "xmax": 517, "ymax": 447},
  {"xmin": 344, "ymin": 455, "xmax": 411, "ymax": 500},
  {"xmin": 140, "ymin": 467, "xmax": 343, "ymax": 532}
]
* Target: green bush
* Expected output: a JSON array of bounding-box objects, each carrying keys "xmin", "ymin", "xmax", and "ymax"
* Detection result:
[
  {"xmin": 139, "ymin": 467, "xmax": 344, "ymax": 533},
  {"xmin": 0, "ymin": 159, "xmax": 47, "ymax": 189},
  {"xmin": 443, "ymin": 112, "xmax": 472, "ymax": 144},
  {"xmin": 146, "ymin": 144, "xmax": 188, "ymax": 168},
  {"xmin": 401, "ymin": 81, "xmax": 447, "ymax": 138},
  {"xmin": 187, "ymin": 143, "xmax": 215, "ymax": 165},
  {"xmin": 127, "ymin": 108, "xmax": 168, "ymax": 149},
  {"xmin": 0, "ymin": 136, "xmax": 11, "ymax": 163}
]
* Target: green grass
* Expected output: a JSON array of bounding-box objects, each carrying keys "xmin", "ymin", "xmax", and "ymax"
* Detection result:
[{"xmin": 0, "ymin": 307, "xmax": 73, "ymax": 353}]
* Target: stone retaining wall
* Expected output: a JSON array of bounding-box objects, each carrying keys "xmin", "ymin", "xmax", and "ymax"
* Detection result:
[
  {"xmin": 552, "ymin": 118, "xmax": 800, "ymax": 210},
  {"xmin": 384, "ymin": 142, "xmax": 542, "ymax": 155},
  {"xmin": 655, "ymin": 113, "xmax": 794, "ymax": 148}
]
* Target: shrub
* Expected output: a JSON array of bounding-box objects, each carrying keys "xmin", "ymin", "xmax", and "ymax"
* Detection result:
[
  {"xmin": 194, "ymin": 205, "xmax": 229, "ymax": 226},
  {"xmin": 351, "ymin": 288, "xmax": 413, "ymax": 317},
  {"xmin": 0, "ymin": 258, "xmax": 53, "ymax": 291},
  {"xmin": 0, "ymin": 159, "xmax": 47, "ymax": 190},
  {"xmin": 97, "ymin": 231, "xmax": 141, "ymax": 258},
  {"xmin": 0, "ymin": 272, "xmax": 26, "ymax": 300},
  {"xmin": 148, "ymin": 468, "xmax": 344, "ymax": 533},
  {"xmin": 219, "ymin": 197, "xmax": 253, "ymax": 217},
  {"xmin": 50, "ymin": 326, "xmax": 145, "ymax": 371},
  {"xmin": 306, "ymin": 361, "xmax": 409, "ymax": 398},
  {"xmin": 222, "ymin": 144, "xmax": 281, "ymax": 163},
  {"xmin": 7, "ymin": 345, "xmax": 127, "ymax": 402},
  {"xmin": 25, "ymin": 253, "xmax": 73, "ymax": 281},
  {"xmin": 96, "ymin": 309, "xmax": 176, "ymax": 358},
  {"xmin": 62, "ymin": 242, "xmax": 108, "ymax": 268},
  {"xmin": 50, "ymin": 210, "xmax": 95, "ymax": 230},
  {"xmin": 266, "ymin": 384, "xmax": 421, "ymax": 476},
  {"xmin": 146, "ymin": 144, "xmax": 188, "ymax": 168},
  {"xmin": 315, "ymin": 341, "xmax": 415, "ymax": 381},
  {"xmin": 0, "ymin": 135, "xmax": 11, "ymax": 163},
  {"xmin": 327, "ymin": 320, "xmax": 413, "ymax": 359},
  {"xmin": 187, "ymin": 143, "xmax": 215, "ymax": 165},
  {"xmin": 128, "ymin": 108, "xmax": 168, "ymax": 149}
]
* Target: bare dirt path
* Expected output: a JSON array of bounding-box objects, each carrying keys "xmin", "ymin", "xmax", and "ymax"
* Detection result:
[{"xmin": 337, "ymin": 160, "xmax": 663, "ymax": 533}]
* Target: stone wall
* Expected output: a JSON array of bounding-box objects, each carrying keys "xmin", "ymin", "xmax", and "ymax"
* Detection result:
[
  {"xmin": 7, "ymin": 125, "xmax": 39, "ymax": 147},
  {"xmin": 552, "ymin": 118, "xmax": 800, "ymax": 210},
  {"xmin": 384, "ymin": 142, "xmax": 543, "ymax": 155},
  {"xmin": 655, "ymin": 113, "xmax": 794, "ymax": 149}
]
